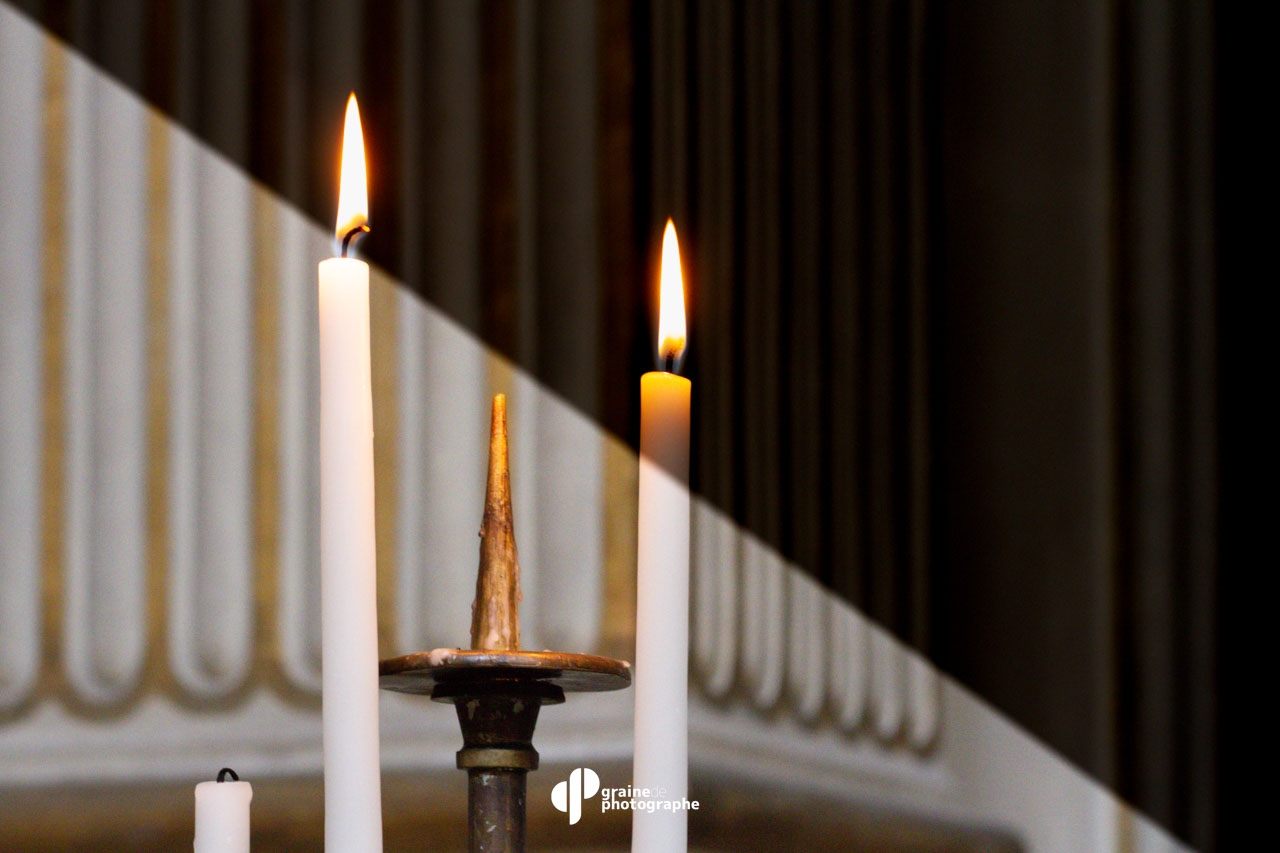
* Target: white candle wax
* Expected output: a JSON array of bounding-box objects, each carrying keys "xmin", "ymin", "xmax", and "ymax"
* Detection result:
[
  {"xmin": 632, "ymin": 220, "xmax": 692, "ymax": 852},
  {"xmin": 319, "ymin": 256, "xmax": 383, "ymax": 852},
  {"xmin": 318, "ymin": 94, "xmax": 383, "ymax": 853},
  {"xmin": 194, "ymin": 779, "xmax": 252, "ymax": 853},
  {"xmin": 632, "ymin": 371, "xmax": 691, "ymax": 853}
]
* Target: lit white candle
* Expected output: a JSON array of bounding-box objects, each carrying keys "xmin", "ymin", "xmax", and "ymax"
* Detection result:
[
  {"xmin": 318, "ymin": 93, "xmax": 383, "ymax": 852},
  {"xmin": 632, "ymin": 219, "xmax": 692, "ymax": 852},
  {"xmin": 193, "ymin": 770, "xmax": 252, "ymax": 853}
]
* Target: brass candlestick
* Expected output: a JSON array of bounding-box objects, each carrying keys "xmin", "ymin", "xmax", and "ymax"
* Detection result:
[{"xmin": 380, "ymin": 395, "xmax": 631, "ymax": 853}]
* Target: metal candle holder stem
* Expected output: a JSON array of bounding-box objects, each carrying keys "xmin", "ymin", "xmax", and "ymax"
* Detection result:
[{"xmin": 380, "ymin": 395, "xmax": 631, "ymax": 853}]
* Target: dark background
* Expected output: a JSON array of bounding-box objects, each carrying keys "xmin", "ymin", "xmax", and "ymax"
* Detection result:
[{"xmin": 5, "ymin": 1, "xmax": 1240, "ymax": 849}]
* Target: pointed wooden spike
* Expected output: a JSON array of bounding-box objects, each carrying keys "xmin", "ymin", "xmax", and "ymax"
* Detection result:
[{"xmin": 470, "ymin": 394, "xmax": 521, "ymax": 649}]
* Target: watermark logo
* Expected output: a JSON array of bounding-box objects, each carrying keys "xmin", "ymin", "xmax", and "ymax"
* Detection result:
[
  {"xmin": 551, "ymin": 768, "xmax": 700, "ymax": 825},
  {"xmin": 551, "ymin": 767, "xmax": 600, "ymax": 825}
]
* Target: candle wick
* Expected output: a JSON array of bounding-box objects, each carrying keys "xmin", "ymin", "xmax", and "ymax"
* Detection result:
[
  {"xmin": 341, "ymin": 224, "xmax": 370, "ymax": 258},
  {"xmin": 660, "ymin": 352, "xmax": 679, "ymax": 375},
  {"xmin": 216, "ymin": 767, "xmax": 240, "ymax": 783}
]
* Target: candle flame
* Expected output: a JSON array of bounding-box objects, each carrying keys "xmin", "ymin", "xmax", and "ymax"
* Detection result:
[
  {"xmin": 334, "ymin": 93, "xmax": 368, "ymax": 250},
  {"xmin": 657, "ymin": 219, "xmax": 687, "ymax": 368}
]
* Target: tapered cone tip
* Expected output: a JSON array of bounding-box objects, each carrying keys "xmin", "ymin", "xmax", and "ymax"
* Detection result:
[{"xmin": 470, "ymin": 394, "xmax": 521, "ymax": 650}]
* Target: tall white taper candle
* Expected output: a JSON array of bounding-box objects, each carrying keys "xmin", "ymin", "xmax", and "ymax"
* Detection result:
[
  {"xmin": 319, "ymin": 93, "xmax": 383, "ymax": 852},
  {"xmin": 632, "ymin": 220, "xmax": 691, "ymax": 852}
]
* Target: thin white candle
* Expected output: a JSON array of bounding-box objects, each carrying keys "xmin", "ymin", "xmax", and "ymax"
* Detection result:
[
  {"xmin": 194, "ymin": 771, "xmax": 252, "ymax": 853},
  {"xmin": 632, "ymin": 220, "xmax": 692, "ymax": 852},
  {"xmin": 319, "ymin": 93, "xmax": 383, "ymax": 853}
]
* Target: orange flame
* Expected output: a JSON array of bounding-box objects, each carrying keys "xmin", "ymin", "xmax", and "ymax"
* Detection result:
[
  {"xmin": 334, "ymin": 93, "xmax": 368, "ymax": 247},
  {"xmin": 657, "ymin": 219, "xmax": 687, "ymax": 365}
]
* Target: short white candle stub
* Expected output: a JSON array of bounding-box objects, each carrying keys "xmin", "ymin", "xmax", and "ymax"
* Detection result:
[{"xmin": 194, "ymin": 778, "xmax": 252, "ymax": 853}]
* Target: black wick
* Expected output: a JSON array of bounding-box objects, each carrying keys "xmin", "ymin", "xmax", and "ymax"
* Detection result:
[
  {"xmin": 341, "ymin": 224, "xmax": 370, "ymax": 258},
  {"xmin": 217, "ymin": 767, "xmax": 239, "ymax": 783}
]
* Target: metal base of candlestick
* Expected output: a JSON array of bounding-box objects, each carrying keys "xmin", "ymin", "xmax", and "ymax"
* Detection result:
[{"xmin": 380, "ymin": 649, "xmax": 631, "ymax": 853}]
